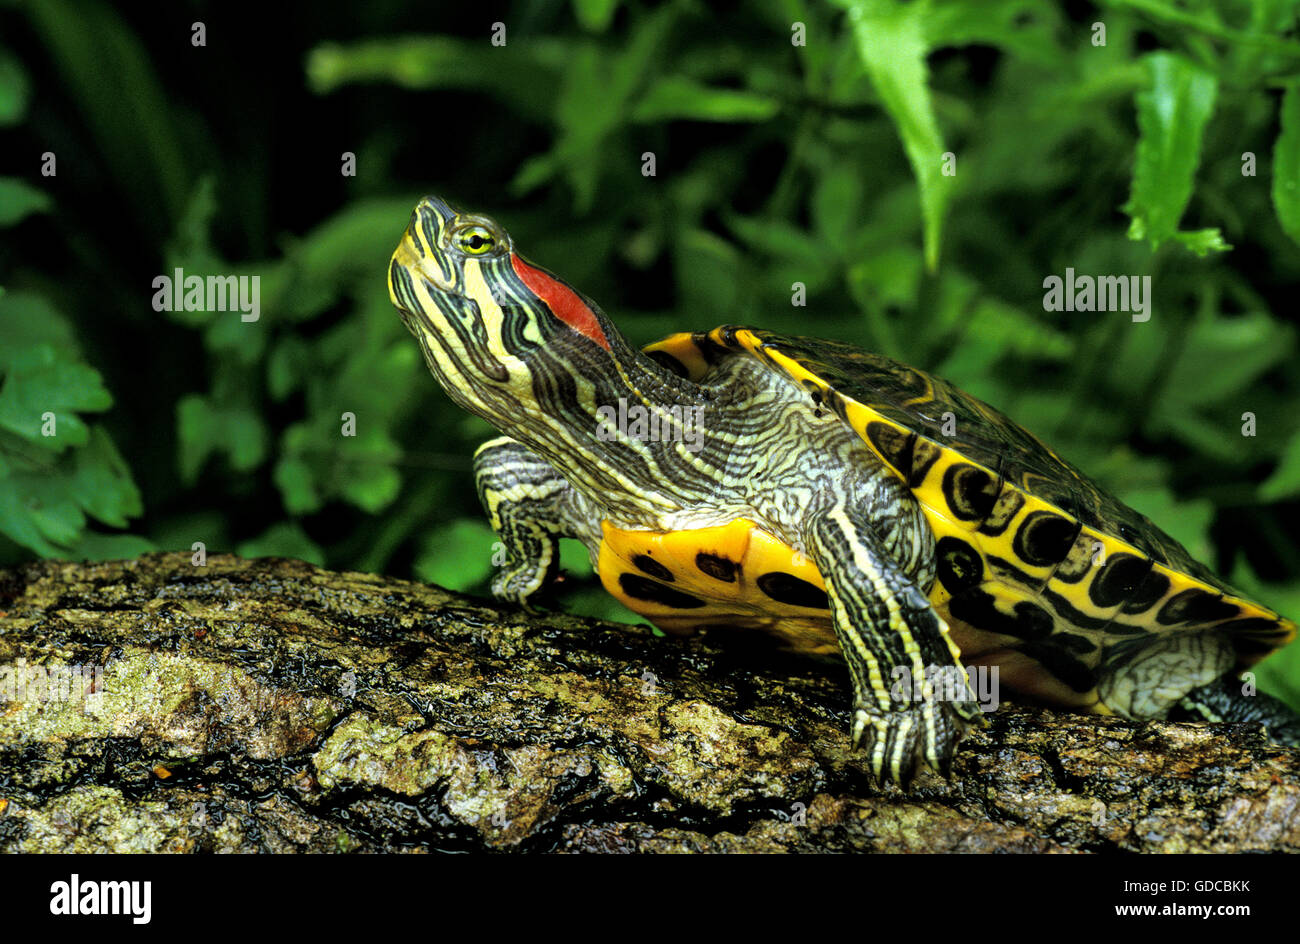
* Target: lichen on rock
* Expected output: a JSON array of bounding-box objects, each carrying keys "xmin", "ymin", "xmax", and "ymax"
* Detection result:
[{"xmin": 0, "ymin": 553, "xmax": 1297, "ymax": 852}]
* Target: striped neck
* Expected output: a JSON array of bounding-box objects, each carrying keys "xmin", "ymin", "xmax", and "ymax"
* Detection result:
[
  {"xmin": 488, "ymin": 296, "xmax": 714, "ymax": 506},
  {"xmin": 387, "ymin": 195, "xmax": 714, "ymax": 507}
]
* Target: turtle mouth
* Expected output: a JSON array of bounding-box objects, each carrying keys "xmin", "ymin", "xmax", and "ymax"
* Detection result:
[
  {"xmin": 393, "ymin": 220, "xmax": 459, "ymax": 291},
  {"xmin": 388, "ymin": 211, "xmax": 464, "ymax": 340}
]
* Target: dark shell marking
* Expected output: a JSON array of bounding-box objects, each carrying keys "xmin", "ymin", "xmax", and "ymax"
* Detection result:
[
  {"xmin": 695, "ymin": 552, "xmax": 738, "ymax": 582},
  {"xmin": 756, "ymin": 572, "xmax": 830, "ymax": 610},
  {"xmin": 639, "ymin": 326, "xmax": 1295, "ymax": 690}
]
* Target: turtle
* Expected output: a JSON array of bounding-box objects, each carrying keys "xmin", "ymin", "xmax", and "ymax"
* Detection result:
[{"xmin": 387, "ymin": 194, "xmax": 1300, "ymax": 784}]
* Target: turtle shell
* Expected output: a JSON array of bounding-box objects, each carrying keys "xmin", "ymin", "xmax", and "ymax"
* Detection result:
[{"xmin": 644, "ymin": 326, "xmax": 1295, "ymax": 699}]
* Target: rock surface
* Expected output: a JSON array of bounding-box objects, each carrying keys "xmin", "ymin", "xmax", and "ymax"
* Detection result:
[{"xmin": 0, "ymin": 553, "xmax": 1296, "ymax": 853}]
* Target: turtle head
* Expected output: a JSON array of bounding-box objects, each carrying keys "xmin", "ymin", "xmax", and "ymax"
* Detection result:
[
  {"xmin": 388, "ymin": 197, "xmax": 619, "ymax": 418},
  {"xmin": 389, "ymin": 195, "xmax": 702, "ymax": 486}
]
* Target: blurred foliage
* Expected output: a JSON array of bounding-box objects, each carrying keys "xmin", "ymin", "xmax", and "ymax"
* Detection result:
[{"xmin": 1, "ymin": 0, "xmax": 1299, "ymax": 705}]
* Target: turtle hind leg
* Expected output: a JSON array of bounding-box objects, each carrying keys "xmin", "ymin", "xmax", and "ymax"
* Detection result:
[
  {"xmin": 1171, "ymin": 676, "xmax": 1300, "ymax": 746},
  {"xmin": 474, "ymin": 436, "xmax": 599, "ymax": 610}
]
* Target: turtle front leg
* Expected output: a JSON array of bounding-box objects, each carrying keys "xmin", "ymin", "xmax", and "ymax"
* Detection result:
[
  {"xmin": 804, "ymin": 506, "xmax": 986, "ymax": 785},
  {"xmin": 474, "ymin": 435, "xmax": 598, "ymax": 609}
]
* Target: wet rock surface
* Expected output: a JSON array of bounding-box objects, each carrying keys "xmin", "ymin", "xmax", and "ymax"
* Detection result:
[{"xmin": 0, "ymin": 553, "xmax": 1296, "ymax": 853}]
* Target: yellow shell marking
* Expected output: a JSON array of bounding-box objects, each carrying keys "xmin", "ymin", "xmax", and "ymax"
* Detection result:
[
  {"xmin": 598, "ymin": 518, "xmax": 841, "ymax": 658},
  {"xmin": 640, "ymin": 328, "xmax": 1294, "ymax": 706},
  {"xmin": 712, "ymin": 330, "xmax": 1294, "ymax": 655}
]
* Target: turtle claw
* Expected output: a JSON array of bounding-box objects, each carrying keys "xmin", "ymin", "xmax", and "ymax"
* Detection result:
[
  {"xmin": 490, "ymin": 565, "xmax": 554, "ymax": 611},
  {"xmin": 852, "ymin": 700, "xmax": 983, "ymax": 786}
]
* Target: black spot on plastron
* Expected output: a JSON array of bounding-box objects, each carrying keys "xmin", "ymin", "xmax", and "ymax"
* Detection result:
[
  {"xmin": 1088, "ymin": 553, "xmax": 1152, "ymax": 609},
  {"xmin": 865, "ymin": 421, "xmax": 915, "ymax": 479},
  {"xmin": 618, "ymin": 574, "xmax": 706, "ymax": 609},
  {"xmin": 936, "ymin": 536, "xmax": 984, "ymax": 593},
  {"xmin": 1012, "ymin": 640, "xmax": 1096, "ymax": 693},
  {"xmin": 1156, "ymin": 588, "xmax": 1240, "ymax": 626},
  {"xmin": 695, "ymin": 552, "xmax": 737, "ymax": 583},
  {"xmin": 1120, "ymin": 568, "xmax": 1171, "ymax": 615},
  {"xmin": 632, "ymin": 554, "xmax": 675, "ymax": 582},
  {"xmin": 943, "ymin": 463, "xmax": 1000, "ymax": 522},
  {"xmin": 646, "ymin": 349, "xmax": 689, "ymax": 379},
  {"xmin": 947, "ymin": 588, "xmax": 1054, "ymax": 640},
  {"xmin": 756, "ymin": 572, "xmax": 830, "ymax": 609},
  {"xmin": 1013, "ymin": 510, "xmax": 1081, "ymax": 568}
]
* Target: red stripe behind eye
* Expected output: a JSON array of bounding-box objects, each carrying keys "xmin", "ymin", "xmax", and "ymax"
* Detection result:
[{"xmin": 511, "ymin": 254, "xmax": 610, "ymax": 351}]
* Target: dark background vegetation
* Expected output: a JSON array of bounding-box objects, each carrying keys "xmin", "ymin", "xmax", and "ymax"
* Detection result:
[{"xmin": 2, "ymin": 0, "xmax": 1299, "ymax": 705}]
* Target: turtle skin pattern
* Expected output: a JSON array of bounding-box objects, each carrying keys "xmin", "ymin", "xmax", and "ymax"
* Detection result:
[{"xmin": 644, "ymin": 326, "xmax": 1295, "ymax": 713}]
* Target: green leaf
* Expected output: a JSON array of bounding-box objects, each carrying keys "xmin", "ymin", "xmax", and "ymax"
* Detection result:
[
  {"xmin": 632, "ymin": 76, "xmax": 779, "ymax": 123},
  {"xmin": 176, "ymin": 395, "xmax": 268, "ymax": 482},
  {"xmin": 0, "ymin": 177, "xmax": 51, "ymax": 227},
  {"xmin": 1171, "ymin": 228, "xmax": 1231, "ymax": 256},
  {"xmin": 923, "ymin": 0, "xmax": 1059, "ymax": 65},
  {"xmin": 513, "ymin": 6, "xmax": 676, "ymax": 209},
  {"xmin": 237, "ymin": 521, "xmax": 325, "ymax": 566},
  {"xmin": 674, "ymin": 229, "xmax": 745, "ymax": 320},
  {"xmin": 71, "ymin": 428, "xmax": 142, "ymax": 528},
  {"xmin": 0, "ymin": 290, "xmax": 81, "ymax": 368},
  {"xmin": 0, "ymin": 48, "xmax": 31, "ymax": 125},
  {"xmin": 272, "ymin": 455, "xmax": 322, "ymax": 515},
  {"xmin": 935, "ymin": 297, "xmax": 1073, "ymax": 377},
  {"xmin": 306, "ymin": 36, "xmax": 565, "ymax": 119},
  {"xmin": 812, "ymin": 164, "xmax": 865, "ymax": 247},
  {"xmin": 0, "ymin": 427, "xmax": 141, "ymax": 556},
  {"xmin": 0, "ymin": 344, "xmax": 112, "ymax": 449},
  {"xmin": 1123, "ymin": 53, "xmax": 1220, "ymax": 253},
  {"xmin": 70, "ymin": 530, "xmax": 156, "ymax": 561},
  {"xmin": 337, "ymin": 461, "xmax": 402, "ymax": 514},
  {"xmin": 24, "ymin": 0, "xmax": 193, "ymax": 230},
  {"xmin": 275, "ymin": 417, "xmax": 404, "ymax": 515},
  {"xmin": 1259, "ymin": 433, "xmax": 1300, "ymax": 502},
  {"xmin": 267, "ymin": 336, "xmax": 309, "ymax": 401},
  {"xmin": 1272, "ymin": 82, "xmax": 1300, "ymax": 246},
  {"xmin": 414, "ymin": 519, "xmax": 499, "ymax": 591},
  {"xmin": 0, "ymin": 467, "xmax": 84, "ymax": 553},
  {"xmin": 277, "ymin": 197, "xmax": 421, "ymax": 320},
  {"xmin": 1159, "ymin": 311, "xmax": 1294, "ymax": 408},
  {"xmin": 838, "ymin": 0, "xmax": 954, "ymax": 271},
  {"xmin": 164, "ymin": 176, "xmax": 222, "ymax": 275},
  {"xmin": 573, "ymin": 0, "xmax": 620, "ymax": 33},
  {"xmin": 1119, "ymin": 486, "xmax": 1214, "ymax": 564}
]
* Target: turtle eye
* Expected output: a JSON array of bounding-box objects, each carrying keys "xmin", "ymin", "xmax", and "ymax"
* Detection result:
[{"xmin": 456, "ymin": 226, "xmax": 497, "ymax": 255}]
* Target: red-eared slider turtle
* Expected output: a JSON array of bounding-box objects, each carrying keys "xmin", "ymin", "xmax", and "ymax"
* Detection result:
[{"xmin": 387, "ymin": 195, "xmax": 1299, "ymax": 784}]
